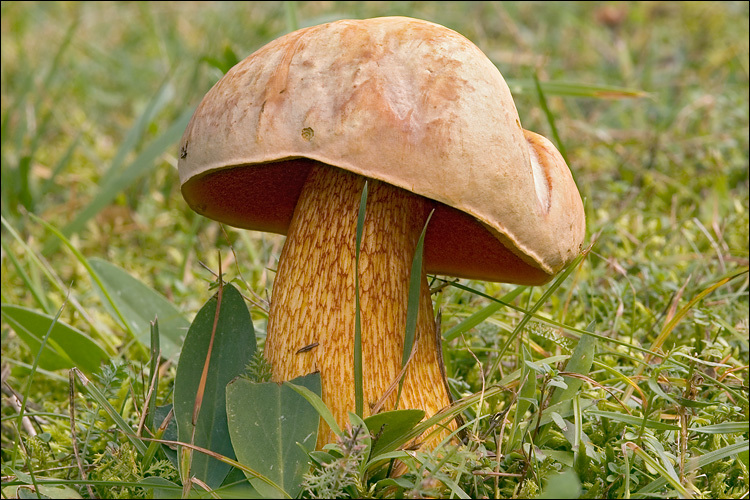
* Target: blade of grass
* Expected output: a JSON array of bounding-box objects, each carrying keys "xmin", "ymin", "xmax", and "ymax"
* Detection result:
[
  {"xmin": 506, "ymin": 345, "xmax": 537, "ymax": 455},
  {"xmin": 549, "ymin": 323, "xmax": 597, "ymax": 406},
  {"xmin": 285, "ymin": 381, "xmax": 342, "ymax": 437},
  {"xmin": 636, "ymin": 439, "xmax": 749, "ymax": 496},
  {"xmin": 39, "ymin": 133, "xmax": 81, "ymax": 195},
  {"xmin": 486, "ymin": 252, "xmax": 586, "ymax": 382},
  {"xmin": 394, "ymin": 209, "xmax": 434, "ymax": 410},
  {"xmin": 103, "ymin": 79, "xmax": 175, "ymax": 181},
  {"xmin": 284, "ymin": 1, "xmax": 298, "ymax": 32},
  {"xmin": 353, "ymin": 181, "xmax": 368, "ymax": 417},
  {"xmin": 443, "ymin": 285, "xmax": 527, "ymax": 341},
  {"xmin": 505, "ymin": 79, "xmax": 649, "ymax": 99},
  {"xmin": 72, "ymin": 367, "xmax": 148, "ymax": 456},
  {"xmin": 1, "ymin": 237, "xmax": 51, "ymax": 314},
  {"xmin": 624, "ymin": 442, "xmax": 693, "ymax": 498},
  {"xmin": 141, "ymin": 318, "xmax": 161, "ymax": 439},
  {"xmin": 534, "ymin": 72, "xmax": 568, "ymax": 169},
  {"xmin": 586, "ymin": 410, "xmax": 680, "ymax": 431}
]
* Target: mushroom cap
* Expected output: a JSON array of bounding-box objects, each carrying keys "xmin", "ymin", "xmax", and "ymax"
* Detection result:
[{"xmin": 178, "ymin": 16, "xmax": 585, "ymax": 284}]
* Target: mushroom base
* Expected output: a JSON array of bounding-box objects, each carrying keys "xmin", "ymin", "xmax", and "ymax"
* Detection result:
[{"xmin": 266, "ymin": 164, "xmax": 454, "ymax": 448}]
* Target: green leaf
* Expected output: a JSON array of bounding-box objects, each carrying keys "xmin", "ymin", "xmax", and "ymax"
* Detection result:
[
  {"xmin": 285, "ymin": 381, "xmax": 342, "ymax": 437},
  {"xmin": 1, "ymin": 304, "xmax": 109, "ymax": 376},
  {"xmin": 537, "ymin": 468, "xmax": 582, "ymax": 499},
  {"xmin": 174, "ymin": 283, "xmax": 256, "ymax": 489},
  {"xmin": 364, "ymin": 408, "xmax": 425, "ymax": 459},
  {"xmin": 226, "ymin": 373, "xmax": 321, "ymax": 499},
  {"xmin": 89, "ymin": 258, "xmax": 189, "ymax": 361},
  {"xmin": 688, "ymin": 422, "xmax": 750, "ymax": 434},
  {"xmin": 137, "ymin": 477, "xmax": 182, "ymax": 499}
]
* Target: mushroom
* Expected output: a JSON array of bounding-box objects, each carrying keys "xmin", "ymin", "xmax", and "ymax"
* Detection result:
[{"xmin": 178, "ymin": 17, "xmax": 585, "ymax": 448}]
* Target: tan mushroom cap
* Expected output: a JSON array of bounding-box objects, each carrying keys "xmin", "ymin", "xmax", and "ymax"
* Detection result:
[{"xmin": 178, "ymin": 16, "xmax": 585, "ymax": 285}]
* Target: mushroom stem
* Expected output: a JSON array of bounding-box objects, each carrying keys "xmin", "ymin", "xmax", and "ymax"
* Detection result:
[{"xmin": 266, "ymin": 163, "xmax": 452, "ymax": 447}]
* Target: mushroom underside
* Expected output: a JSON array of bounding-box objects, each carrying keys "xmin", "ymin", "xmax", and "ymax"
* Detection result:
[{"xmin": 181, "ymin": 159, "xmax": 553, "ymax": 285}]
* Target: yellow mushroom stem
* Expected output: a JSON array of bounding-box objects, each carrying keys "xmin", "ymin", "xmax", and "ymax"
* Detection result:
[{"xmin": 266, "ymin": 164, "xmax": 453, "ymax": 448}]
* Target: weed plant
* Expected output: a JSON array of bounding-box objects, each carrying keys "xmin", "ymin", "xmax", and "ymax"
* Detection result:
[{"xmin": 1, "ymin": 2, "xmax": 748, "ymax": 498}]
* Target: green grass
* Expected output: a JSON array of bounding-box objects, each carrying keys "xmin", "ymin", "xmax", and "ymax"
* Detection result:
[{"xmin": 2, "ymin": 1, "xmax": 748, "ymax": 498}]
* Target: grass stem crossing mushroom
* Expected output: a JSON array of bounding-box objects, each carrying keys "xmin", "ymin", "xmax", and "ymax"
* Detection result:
[{"xmin": 178, "ymin": 16, "xmax": 585, "ymax": 449}]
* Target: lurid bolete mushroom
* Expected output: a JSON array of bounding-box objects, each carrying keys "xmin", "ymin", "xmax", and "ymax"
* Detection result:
[{"xmin": 178, "ymin": 17, "xmax": 585, "ymax": 448}]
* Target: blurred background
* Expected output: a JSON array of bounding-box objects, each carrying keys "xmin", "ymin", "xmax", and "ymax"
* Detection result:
[{"xmin": 2, "ymin": 0, "xmax": 748, "ymax": 380}]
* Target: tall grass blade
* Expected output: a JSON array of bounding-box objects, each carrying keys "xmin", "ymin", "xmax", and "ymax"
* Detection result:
[
  {"xmin": 71, "ymin": 367, "xmax": 148, "ymax": 456},
  {"xmin": 636, "ymin": 439, "xmax": 749, "ymax": 496},
  {"xmin": 506, "ymin": 345, "xmax": 537, "ymax": 455},
  {"xmin": 443, "ymin": 286, "xmax": 527, "ymax": 341},
  {"xmin": 104, "ymin": 81, "xmax": 175, "ymax": 180},
  {"xmin": 487, "ymin": 253, "xmax": 585, "ymax": 381},
  {"xmin": 1, "ymin": 237, "xmax": 50, "ymax": 314},
  {"xmin": 624, "ymin": 442, "xmax": 693, "ymax": 498},
  {"xmin": 284, "ymin": 1, "xmax": 299, "ymax": 32},
  {"xmin": 394, "ymin": 209, "xmax": 434, "ymax": 409},
  {"xmin": 549, "ymin": 323, "xmax": 597, "ymax": 406},
  {"xmin": 353, "ymin": 181, "xmax": 368, "ymax": 417},
  {"xmin": 505, "ymin": 79, "xmax": 649, "ymax": 99},
  {"xmin": 39, "ymin": 133, "xmax": 81, "ymax": 195},
  {"xmin": 285, "ymin": 381, "xmax": 342, "ymax": 437},
  {"xmin": 534, "ymin": 72, "xmax": 568, "ymax": 168}
]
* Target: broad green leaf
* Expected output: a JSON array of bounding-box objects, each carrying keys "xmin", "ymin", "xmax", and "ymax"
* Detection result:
[
  {"xmin": 174, "ymin": 284, "xmax": 256, "ymax": 490},
  {"xmin": 364, "ymin": 409, "xmax": 425, "ymax": 459},
  {"xmin": 89, "ymin": 257, "xmax": 189, "ymax": 361},
  {"xmin": 226, "ymin": 373, "xmax": 321, "ymax": 499},
  {"xmin": 2, "ymin": 484, "xmax": 82, "ymax": 499},
  {"xmin": 537, "ymin": 469, "xmax": 582, "ymax": 499},
  {"xmin": 1, "ymin": 304, "xmax": 108, "ymax": 376}
]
